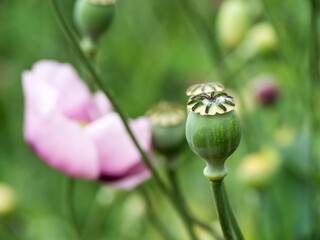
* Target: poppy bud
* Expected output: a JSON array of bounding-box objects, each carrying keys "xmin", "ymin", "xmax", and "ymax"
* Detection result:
[
  {"xmin": 217, "ymin": 0, "xmax": 250, "ymax": 48},
  {"xmin": 252, "ymin": 74, "xmax": 279, "ymax": 105},
  {"xmin": 146, "ymin": 102, "xmax": 186, "ymax": 156},
  {"xmin": 238, "ymin": 147, "xmax": 281, "ymax": 188},
  {"xmin": 240, "ymin": 22, "xmax": 277, "ymax": 58},
  {"xmin": 0, "ymin": 182, "xmax": 16, "ymax": 215},
  {"xmin": 74, "ymin": 0, "xmax": 116, "ymax": 41},
  {"xmin": 186, "ymin": 91, "xmax": 242, "ymax": 181}
]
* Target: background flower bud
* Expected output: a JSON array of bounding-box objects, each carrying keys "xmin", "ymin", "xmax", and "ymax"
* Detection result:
[
  {"xmin": 74, "ymin": 0, "xmax": 116, "ymax": 41},
  {"xmin": 252, "ymin": 74, "xmax": 279, "ymax": 105},
  {"xmin": 240, "ymin": 22, "xmax": 277, "ymax": 58},
  {"xmin": 238, "ymin": 147, "xmax": 281, "ymax": 188},
  {"xmin": 146, "ymin": 102, "xmax": 186, "ymax": 156},
  {"xmin": 0, "ymin": 182, "xmax": 16, "ymax": 215},
  {"xmin": 217, "ymin": 0, "xmax": 250, "ymax": 48}
]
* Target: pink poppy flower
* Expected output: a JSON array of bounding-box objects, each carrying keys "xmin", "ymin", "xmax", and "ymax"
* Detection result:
[{"xmin": 22, "ymin": 60, "xmax": 152, "ymax": 190}]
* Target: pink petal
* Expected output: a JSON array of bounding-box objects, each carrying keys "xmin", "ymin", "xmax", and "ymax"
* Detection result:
[
  {"xmin": 26, "ymin": 60, "xmax": 94, "ymax": 121},
  {"xmin": 103, "ymin": 169, "xmax": 151, "ymax": 190},
  {"xmin": 88, "ymin": 91, "xmax": 112, "ymax": 121},
  {"xmin": 22, "ymin": 69, "xmax": 100, "ymax": 179},
  {"xmin": 85, "ymin": 113, "xmax": 152, "ymax": 177}
]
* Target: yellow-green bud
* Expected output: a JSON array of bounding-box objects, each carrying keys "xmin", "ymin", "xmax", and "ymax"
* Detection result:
[
  {"xmin": 240, "ymin": 22, "xmax": 277, "ymax": 58},
  {"xmin": 238, "ymin": 147, "xmax": 281, "ymax": 188},
  {"xmin": 217, "ymin": 0, "xmax": 250, "ymax": 48},
  {"xmin": 0, "ymin": 182, "xmax": 16, "ymax": 215}
]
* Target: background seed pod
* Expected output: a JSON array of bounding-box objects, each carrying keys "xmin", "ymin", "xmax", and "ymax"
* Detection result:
[{"xmin": 74, "ymin": 0, "xmax": 115, "ymax": 41}]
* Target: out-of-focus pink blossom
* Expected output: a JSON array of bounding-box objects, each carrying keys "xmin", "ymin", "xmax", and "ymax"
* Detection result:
[
  {"xmin": 22, "ymin": 60, "xmax": 152, "ymax": 190},
  {"xmin": 252, "ymin": 75, "xmax": 279, "ymax": 105}
]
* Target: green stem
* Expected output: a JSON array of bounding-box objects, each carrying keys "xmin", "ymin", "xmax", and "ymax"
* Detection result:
[
  {"xmin": 50, "ymin": 0, "xmax": 168, "ymax": 195},
  {"xmin": 308, "ymin": 0, "xmax": 319, "ymax": 237},
  {"xmin": 49, "ymin": 2, "xmax": 200, "ymax": 239},
  {"xmin": 65, "ymin": 178, "xmax": 82, "ymax": 240},
  {"xmin": 139, "ymin": 188, "xmax": 178, "ymax": 240},
  {"xmin": 222, "ymin": 183, "xmax": 244, "ymax": 240},
  {"xmin": 165, "ymin": 166, "xmax": 198, "ymax": 240},
  {"xmin": 309, "ymin": 0, "xmax": 319, "ymax": 85},
  {"xmin": 210, "ymin": 180, "xmax": 234, "ymax": 240},
  {"xmin": 164, "ymin": 159, "xmax": 222, "ymax": 240},
  {"xmin": 177, "ymin": 0, "xmax": 229, "ymax": 82}
]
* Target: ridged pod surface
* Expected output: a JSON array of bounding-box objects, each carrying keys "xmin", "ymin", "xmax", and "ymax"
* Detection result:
[{"xmin": 186, "ymin": 90, "xmax": 242, "ymax": 181}]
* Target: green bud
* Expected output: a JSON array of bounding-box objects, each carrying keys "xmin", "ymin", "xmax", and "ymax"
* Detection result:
[
  {"xmin": 0, "ymin": 182, "xmax": 16, "ymax": 216},
  {"xmin": 217, "ymin": 0, "xmax": 250, "ymax": 48},
  {"xmin": 74, "ymin": 0, "xmax": 116, "ymax": 41},
  {"xmin": 239, "ymin": 22, "xmax": 277, "ymax": 58},
  {"xmin": 237, "ymin": 147, "xmax": 281, "ymax": 188},
  {"xmin": 186, "ymin": 91, "xmax": 242, "ymax": 181},
  {"xmin": 146, "ymin": 102, "xmax": 186, "ymax": 156}
]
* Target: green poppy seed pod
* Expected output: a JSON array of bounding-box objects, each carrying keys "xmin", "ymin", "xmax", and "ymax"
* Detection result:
[
  {"xmin": 146, "ymin": 102, "xmax": 186, "ymax": 157},
  {"xmin": 74, "ymin": 0, "xmax": 116, "ymax": 41},
  {"xmin": 186, "ymin": 91, "xmax": 242, "ymax": 181}
]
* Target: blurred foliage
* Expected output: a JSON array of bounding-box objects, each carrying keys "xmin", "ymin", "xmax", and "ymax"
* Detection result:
[{"xmin": 0, "ymin": 0, "xmax": 320, "ymax": 239}]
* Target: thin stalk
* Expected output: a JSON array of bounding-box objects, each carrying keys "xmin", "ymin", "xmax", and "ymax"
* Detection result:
[
  {"xmin": 164, "ymin": 159, "xmax": 222, "ymax": 240},
  {"xmin": 50, "ymin": 0, "xmax": 168, "ymax": 195},
  {"xmin": 309, "ymin": 0, "xmax": 319, "ymax": 84},
  {"xmin": 139, "ymin": 188, "xmax": 178, "ymax": 240},
  {"xmin": 49, "ymin": 2, "xmax": 200, "ymax": 239},
  {"xmin": 165, "ymin": 166, "xmax": 198, "ymax": 240},
  {"xmin": 177, "ymin": 0, "xmax": 229, "ymax": 81},
  {"xmin": 65, "ymin": 178, "xmax": 82, "ymax": 240},
  {"xmin": 308, "ymin": 0, "xmax": 320, "ymax": 237},
  {"xmin": 210, "ymin": 180, "xmax": 234, "ymax": 240},
  {"xmin": 222, "ymin": 183, "xmax": 244, "ymax": 240}
]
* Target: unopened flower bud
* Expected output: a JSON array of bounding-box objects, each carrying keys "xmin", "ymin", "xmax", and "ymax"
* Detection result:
[
  {"xmin": 238, "ymin": 147, "xmax": 281, "ymax": 188},
  {"xmin": 146, "ymin": 102, "xmax": 186, "ymax": 156},
  {"xmin": 74, "ymin": 0, "xmax": 116, "ymax": 41},
  {"xmin": 252, "ymin": 74, "xmax": 279, "ymax": 105},
  {"xmin": 240, "ymin": 22, "xmax": 277, "ymax": 58},
  {"xmin": 217, "ymin": 0, "xmax": 250, "ymax": 48},
  {"xmin": 186, "ymin": 90, "xmax": 242, "ymax": 181},
  {"xmin": 0, "ymin": 182, "xmax": 16, "ymax": 215}
]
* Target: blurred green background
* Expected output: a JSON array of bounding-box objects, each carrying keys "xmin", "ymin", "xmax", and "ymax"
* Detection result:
[{"xmin": 0, "ymin": 0, "xmax": 319, "ymax": 239}]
